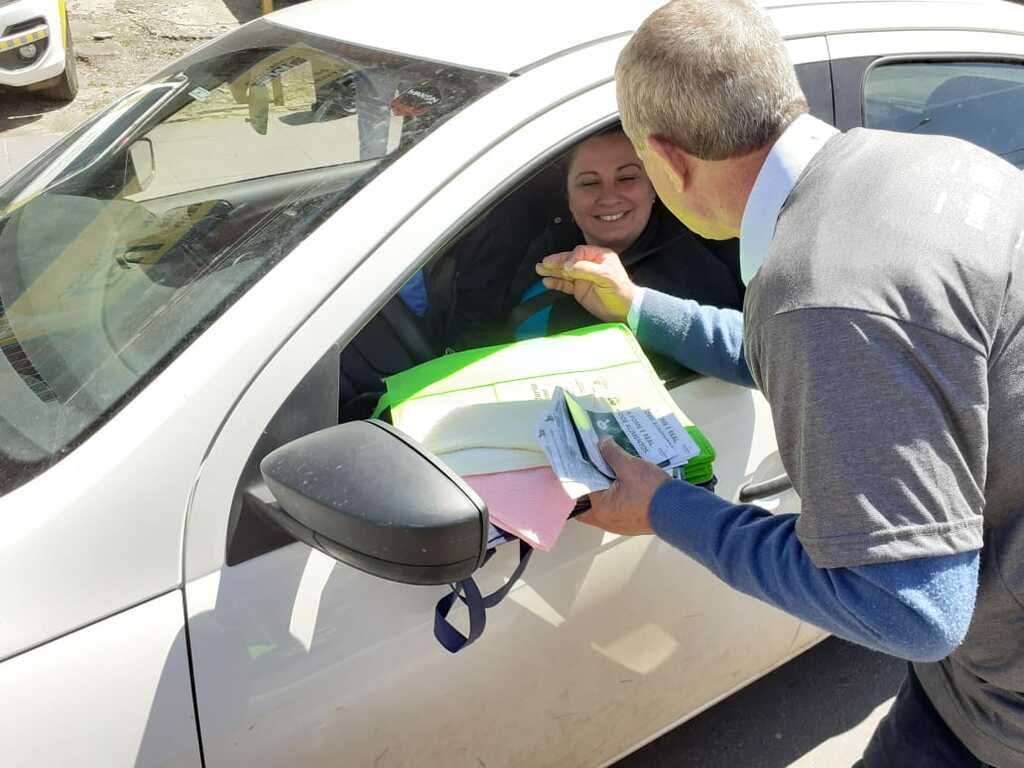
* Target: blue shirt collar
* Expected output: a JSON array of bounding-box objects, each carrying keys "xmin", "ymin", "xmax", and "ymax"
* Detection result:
[{"xmin": 739, "ymin": 113, "xmax": 838, "ymax": 285}]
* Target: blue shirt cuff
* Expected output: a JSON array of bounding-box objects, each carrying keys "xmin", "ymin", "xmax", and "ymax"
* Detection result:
[{"xmin": 627, "ymin": 287, "xmax": 645, "ymax": 332}]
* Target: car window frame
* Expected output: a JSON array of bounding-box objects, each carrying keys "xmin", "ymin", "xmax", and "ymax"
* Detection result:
[
  {"xmin": 832, "ymin": 51, "xmax": 1024, "ymax": 130},
  {"xmin": 857, "ymin": 54, "xmax": 1024, "ymax": 164}
]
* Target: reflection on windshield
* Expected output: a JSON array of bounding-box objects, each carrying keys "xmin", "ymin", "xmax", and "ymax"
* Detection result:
[
  {"xmin": 5, "ymin": 80, "xmax": 188, "ymax": 213},
  {"xmin": 0, "ymin": 20, "xmax": 506, "ymax": 496}
]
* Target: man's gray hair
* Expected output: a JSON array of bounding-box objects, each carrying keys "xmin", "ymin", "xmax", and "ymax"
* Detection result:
[{"xmin": 616, "ymin": 0, "xmax": 808, "ymax": 160}]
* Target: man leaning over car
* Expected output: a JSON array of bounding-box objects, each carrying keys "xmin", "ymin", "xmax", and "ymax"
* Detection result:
[{"xmin": 536, "ymin": 1, "xmax": 1024, "ymax": 765}]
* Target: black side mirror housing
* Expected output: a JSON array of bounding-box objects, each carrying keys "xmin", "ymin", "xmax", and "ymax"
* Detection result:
[{"xmin": 260, "ymin": 420, "xmax": 488, "ymax": 585}]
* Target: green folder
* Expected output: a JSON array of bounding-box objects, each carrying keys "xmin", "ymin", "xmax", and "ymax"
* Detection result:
[{"xmin": 374, "ymin": 323, "xmax": 716, "ymax": 485}]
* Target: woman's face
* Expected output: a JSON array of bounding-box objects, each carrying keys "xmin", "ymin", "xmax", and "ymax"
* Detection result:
[{"xmin": 567, "ymin": 133, "xmax": 657, "ymax": 254}]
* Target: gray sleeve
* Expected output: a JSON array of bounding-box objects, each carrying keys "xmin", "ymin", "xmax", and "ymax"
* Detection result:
[{"xmin": 753, "ymin": 307, "xmax": 985, "ymax": 568}]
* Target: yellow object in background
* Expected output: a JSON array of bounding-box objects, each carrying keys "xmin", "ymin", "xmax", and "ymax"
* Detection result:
[{"xmin": 0, "ymin": 25, "xmax": 48, "ymax": 53}]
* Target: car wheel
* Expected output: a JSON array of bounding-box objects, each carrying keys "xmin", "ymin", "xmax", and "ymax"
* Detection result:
[{"xmin": 39, "ymin": 15, "xmax": 79, "ymax": 102}]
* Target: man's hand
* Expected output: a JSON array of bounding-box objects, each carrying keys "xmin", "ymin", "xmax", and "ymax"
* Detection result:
[
  {"xmin": 535, "ymin": 245, "xmax": 637, "ymax": 323},
  {"xmin": 577, "ymin": 439, "xmax": 671, "ymax": 536}
]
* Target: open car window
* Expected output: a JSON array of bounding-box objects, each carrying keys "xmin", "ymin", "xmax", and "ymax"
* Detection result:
[
  {"xmin": 336, "ymin": 126, "xmax": 744, "ymax": 423},
  {"xmin": 0, "ymin": 20, "xmax": 505, "ymax": 496}
]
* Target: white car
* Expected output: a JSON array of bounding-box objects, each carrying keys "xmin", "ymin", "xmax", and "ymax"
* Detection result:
[
  {"xmin": 2, "ymin": 0, "xmax": 1023, "ymax": 765},
  {"xmin": 0, "ymin": 0, "xmax": 77, "ymax": 100}
]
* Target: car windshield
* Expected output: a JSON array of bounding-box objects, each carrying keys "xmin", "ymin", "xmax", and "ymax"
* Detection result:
[{"xmin": 0, "ymin": 20, "xmax": 506, "ymax": 495}]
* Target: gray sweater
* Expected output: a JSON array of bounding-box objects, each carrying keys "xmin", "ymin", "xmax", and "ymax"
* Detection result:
[{"xmin": 744, "ymin": 127, "xmax": 1024, "ymax": 767}]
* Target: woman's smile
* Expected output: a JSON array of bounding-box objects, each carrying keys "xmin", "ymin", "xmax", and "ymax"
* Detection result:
[{"xmin": 567, "ymin": 132, "xmax": 656, "ymax": 254}]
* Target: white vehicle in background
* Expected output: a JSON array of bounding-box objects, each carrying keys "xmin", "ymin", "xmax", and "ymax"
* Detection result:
[
  {"xmin": 0, "ymin": 0, "xmax": 77, "ymax": 101},
  {"xmin": 1, "ymin": 0, "xmax": 1024, "ymax": 766}
]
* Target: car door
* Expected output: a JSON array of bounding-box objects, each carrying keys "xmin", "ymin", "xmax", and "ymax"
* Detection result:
[{"xmin": 182, "ymin": 39, "xmax": 833, "ymax": 768}]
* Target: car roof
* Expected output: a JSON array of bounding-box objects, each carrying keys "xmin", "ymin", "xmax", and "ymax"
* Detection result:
[{"xmin": 270, "ymin": 0, "xmax": 1024, "ymax": 75}]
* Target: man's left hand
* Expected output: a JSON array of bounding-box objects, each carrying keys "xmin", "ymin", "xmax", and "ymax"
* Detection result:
[{"xmin": 576, "ymin": 439, "xmax": 671, "ymax": 536}]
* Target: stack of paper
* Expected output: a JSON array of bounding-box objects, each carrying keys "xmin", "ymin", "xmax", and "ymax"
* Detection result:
[
  {"xmin": 537, "ymin": 387, "xmax": 707, "ymax": 499},
  {"xmin": 378, "ymin": 324, "xmax": 717, "ymax": 550}
]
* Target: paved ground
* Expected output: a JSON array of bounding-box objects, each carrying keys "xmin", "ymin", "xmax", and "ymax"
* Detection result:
[
  {"xmin": 617, "ymin": 637, "xmax": 903, "ymax": 768},
  {"xmin": 0, "ymin": 3, "xmax": 907, "ymax": 765}
]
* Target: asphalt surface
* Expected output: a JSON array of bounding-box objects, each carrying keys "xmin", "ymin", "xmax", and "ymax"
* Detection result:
[{"xmin": 617, "ymin": 637, "xmax": 904, "ymax": 768}]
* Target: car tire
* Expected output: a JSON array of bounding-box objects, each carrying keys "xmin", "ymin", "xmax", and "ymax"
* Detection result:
[{"xmin": 39, "ymin": 16, "xmax": 79, "ymax": 102}]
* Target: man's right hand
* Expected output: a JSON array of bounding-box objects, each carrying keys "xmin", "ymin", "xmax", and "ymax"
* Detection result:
[{"xmin": 535, "ymin": 245, "xmax": 637, "ymax": 323}]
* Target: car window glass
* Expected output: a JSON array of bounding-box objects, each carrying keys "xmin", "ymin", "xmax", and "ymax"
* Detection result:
[
  {"xmin": 0, "ymin": 21, "xmax": 505, "ymax": 496},
  {"xmin": 863, "ymin": 60, "xmax": 1024, "ymax": 168}
]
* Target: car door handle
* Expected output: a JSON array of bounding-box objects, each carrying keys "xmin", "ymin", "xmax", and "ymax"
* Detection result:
[{"xmin": 737, "ymin": 473, "xmax": 793, "ymax": 503}]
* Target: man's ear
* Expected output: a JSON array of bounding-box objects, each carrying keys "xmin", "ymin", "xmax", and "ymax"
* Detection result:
[{"xmin": 647, "ymin": 135, "xmax": 692, "ymax": 194}]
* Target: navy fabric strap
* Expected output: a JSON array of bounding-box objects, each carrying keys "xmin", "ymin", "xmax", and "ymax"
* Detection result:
[
  {"xmin": 434, "ymin": 576, "xmax": 487, "ymax": 652},
  {"xmin": 434, "ymin": 539, "xmax": 533, "ymax": 653}
]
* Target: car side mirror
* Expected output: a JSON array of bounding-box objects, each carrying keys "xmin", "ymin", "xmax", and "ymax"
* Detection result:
[{"xmin": 260, "ymin": 420, "xmax": 489, "ymax": 585}]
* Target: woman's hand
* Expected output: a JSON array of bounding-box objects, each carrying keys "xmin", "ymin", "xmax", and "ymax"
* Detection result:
[{"xmin": 535, "ymin": 244, "xmax": 636, "ymax": 322}]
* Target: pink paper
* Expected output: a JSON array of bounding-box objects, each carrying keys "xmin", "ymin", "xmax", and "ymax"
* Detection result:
[{"xmin": 464, "ymin": 467, "xmax": 575, "ymax": 551}]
